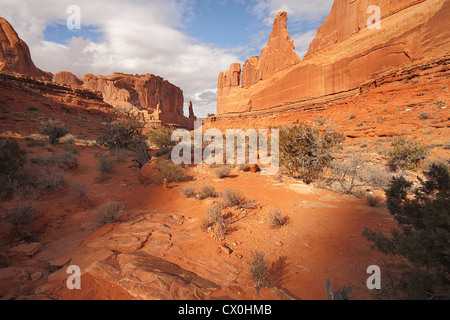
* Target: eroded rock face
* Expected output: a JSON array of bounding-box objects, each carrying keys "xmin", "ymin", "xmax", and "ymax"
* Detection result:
[
  {"xmin": 82, "ymin": 72, "xmax": 195, "ymax": 128},
  {"xmin": 0, "ymin": 17, "xmax": 51, "ymax": 80},
  {"xmin": 217, "ymin": 0, "xmax": 450, "ymax": 115},
  {"xmin": 53, "ymin": 71, "xmax": 83, "ymax": 89}
]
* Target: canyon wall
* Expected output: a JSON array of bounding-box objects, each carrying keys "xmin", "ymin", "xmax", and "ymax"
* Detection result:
[{"xmin": 217, "ymin": 0, "xmax": 450, "ymax": 115}]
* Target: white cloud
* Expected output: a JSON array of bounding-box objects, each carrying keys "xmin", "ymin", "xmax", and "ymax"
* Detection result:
[
  {"xmin": 291, "ymin": 29, "xmax": 318, "ymax": 59},
  {"xmin": 0, "ymin": 0, "xmax": 240, "ymax": 118}
]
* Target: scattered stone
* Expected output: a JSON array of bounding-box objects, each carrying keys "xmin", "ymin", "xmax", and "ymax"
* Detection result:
[
  {"xmin": 275, "ymin": 240, "xmax": 283, "ymax": 247},
  {"xmin": 219, "ymin": 244, "xmax": 233, "ymax": 255}
]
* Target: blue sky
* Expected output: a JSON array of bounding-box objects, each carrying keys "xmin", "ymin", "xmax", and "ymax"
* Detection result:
[{"xmin": 0, "ymin": 0, "xmax": 334, "ymax": 117}]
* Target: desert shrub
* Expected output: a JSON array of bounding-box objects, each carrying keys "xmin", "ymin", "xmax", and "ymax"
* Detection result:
[
  {"xmin": 201, "ymin": 204, "xmax": 229, "ymax": 240},
  {"xmin": 198, "ymin": 185, "xmax": 218, "ymax": 200},
  {"xmin": 220, "ymin": 188, "xmax": 254, "ymax": 209},
  {"xmin": 0, "ymin": 138, "xmax": 26, "ymax": 178},
  {"xmin": 329, "ymin": 155, "xmax": 370, "ymax": 194},
  {"xmin": 148, "ymin": 126, "xmax": 175, "ymax": 148},
  {"xmin": 98, "ymin": 155, "xmax": 114, "ymax": 173},
  {"xmin": 418, "ymin": 112, "xmax": 430, "ymax": 120},
  {"xmin": 97, "ymin": 119, "xmax": 144, "ymax": 149},
  {"xmin": 387, "ymin": 137, "xmax": 429, "ymax": 171},
  {"xmin": 71, "ymin": 180, "xmax": 88, "ymax": 206},
  {"xmin": 153, "ymin": 161, "xmax": 186, "ymax": 184},
  {"xmin": 363, "ymin": 161, "xmax": 450, "ymax": 299},
  {"xmin": 359, "ymin": 165, "xmax": 393, "ymax": 190},
  {"xmin": 325, "ymin": 278, "xmax": 352, "ymax": 300},
  {"xmin": 115, "ymin": 148, "xmax": 129, "ymax": 162},
  {"xmin": 4, "ymin": 201, "xmax": 36, "ymax": 230},
  {"xmin": 237, "ymin": 164, "xmax": 250, "ymax": 172},
  {"xmin": 181, "ymin": 184, "xmax": 197, "ymax": 198},
  {"xmin": 96, "ymin": 201, "xmax": 124, "ymax": 225},
  {"xmin": 63, "ymin": 145, "xmax": 78, "ymax": 154},
  {"xmin": 26, "ymin": 138, "xmax": 47, "ymax": 147},
  {"xmin": 41, "ymin": 120, "xmax": 70, "ymax": 145},
  {"xmin": 279, "ymin": 123, "xmax": 345, "ymax": 184},
  {"xmin": 248, "ymin": 251, "xmax": 273, "ymax": 295},
  {"xmin": 128, "ymin": 139, "xmax": 151, "ymax": 168},
  {"xmin": 366, "ymin": 194, "xmax": 383, "ymax": 207},
  {"xmin": 267, "ymin": 209, "xmax": 287, "ymax": 229},
  {"xmin": 53, "ymin": 151, "xmax": 78, "ymax": 170},
  {"xmin": 214, "ymin": 165, "xmax": 231, "ymax": 178}
]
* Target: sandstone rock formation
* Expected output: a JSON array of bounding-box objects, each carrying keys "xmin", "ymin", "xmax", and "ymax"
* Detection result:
[
  {"xmin": 52, "ymin": 71, "xmax": 83, "ymax": 89},
  {"xmin": 81, "ymin": 72, "xmax": 195, "ymax": 128},
  {"xmin": 0, "ymin": 17, "xmax": 195, "ymax": 129},
  {"xmin": 217, "ymin": 0, "xmax": 450, "ymax": 115},
  {"xmin": 0, "ymin": 17, "xmax": 51, "ymax": 80}
]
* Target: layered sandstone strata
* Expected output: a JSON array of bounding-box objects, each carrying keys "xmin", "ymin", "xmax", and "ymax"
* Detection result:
[{"xmin": 217, "ymin": 0, "xmax": 450, "ymax": 115}]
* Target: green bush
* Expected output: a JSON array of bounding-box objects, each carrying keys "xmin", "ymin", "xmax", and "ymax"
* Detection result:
[
  {"xmin": 148, "ymin": 126, "xmax": 175, "ymax": 148},
  {"xmin": 387, "ymin": 137, "xmax": 429, "ymax": 171},
  {"xmin": 363, "ymin": 161, "xmax": 450, "ymax": 299},
  {"xmin": 279, "ymin": 124, "xmax": 345, "ymax": 184},
  {"xmin": 41, "ymin": 120, "xmax": 70, "ymax": 145}
]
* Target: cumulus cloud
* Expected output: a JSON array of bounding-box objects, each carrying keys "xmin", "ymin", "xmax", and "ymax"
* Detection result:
[{"xmin": 0, "ymin": 0, "xmax": 333, "ymax": 118}]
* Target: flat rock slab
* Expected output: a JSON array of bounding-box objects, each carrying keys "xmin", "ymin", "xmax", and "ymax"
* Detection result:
[
  {"xmin": 9, "ymin": 242, "xmax": 41, "ymax": 256},
  {"xmin": 116, "ymin": 252, "xmax": 220, "ymax": 300}
]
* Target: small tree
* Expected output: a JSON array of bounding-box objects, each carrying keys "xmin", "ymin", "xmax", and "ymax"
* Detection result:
[{"xmin": 363, "ymin": 162, "xmax": 450, "ymax": 299}]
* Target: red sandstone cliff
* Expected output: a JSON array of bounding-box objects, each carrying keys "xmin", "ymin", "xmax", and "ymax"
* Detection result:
[
  {"xmin": 217, "ymin": 0, "xmax": 450, "ymax": 115},
  {"xmin": 0, "ymin": 17, "xmax": 195, "ymax": 129},
  {"xmin": 0, "ymin": 17, "xmax": 52, "ymax": 80}
]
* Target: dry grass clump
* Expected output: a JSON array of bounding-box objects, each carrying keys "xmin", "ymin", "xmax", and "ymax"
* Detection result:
[
  {"xmin": 97, "ymin": 154, "xmax": 114, "ymax": 173},
  {"xmin": 366, "ymin": 194, "xmax": 383, "ymax": 207},
  {"xmin": 220, "ymin": 188, "xmax": 255, "ymax": 209},
  {"xmin": 4, "ymin": 201, "xmax": 36, "ymax": 228},
  {"xmin": 181, "ymin": 184, "xmax": 197, "ymax": 198},
  {"xmin": 214, "ymin": 165, "xmax": 231, "ymax": 178},
  {"xmin": 197, "ymin": 185, "xmax": 218, "ymax": 200},
  {"xmin": 201, "ymin": 204, "xmax": 229, "ymax": 240},
  {"xmin": 153, "ymin": 161, "xmax": 186, "ymax": 185},
  {"xmin": 96, "ymin": 201, "xmax": 124, "ymax": 225},
  {"xmin": 267, "ymin": 209, "xmax": 287, "ymax": 229}
]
